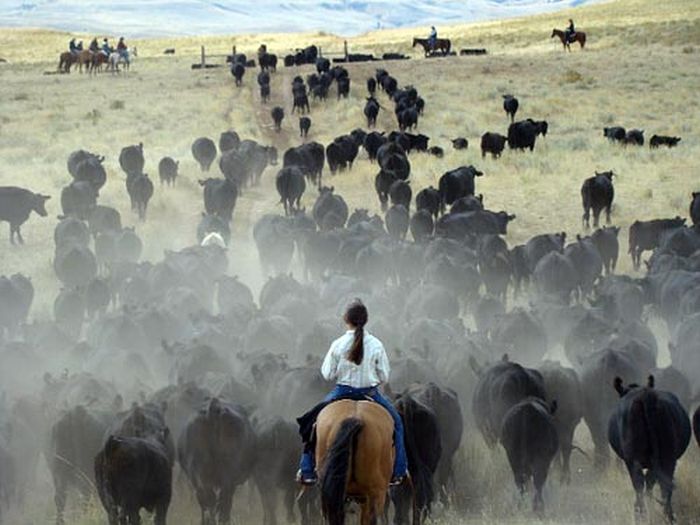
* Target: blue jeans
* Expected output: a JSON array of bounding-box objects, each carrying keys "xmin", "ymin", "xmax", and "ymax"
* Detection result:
[{"xmin": 299, "ymin": 385, "xmax": 408, "ymax": 478}]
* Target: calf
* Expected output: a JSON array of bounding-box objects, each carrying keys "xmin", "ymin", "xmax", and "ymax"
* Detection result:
[
  {"xmin": 502, "ymin": 94, "xmax": 519, "ymax": 122},
  {"xmin": 364, "ymin": 97, "xmax": 380, "ymax": 128},
  {"xmin": 438, "ymin": 165, "xmax": 484, "ymax": 213},
  {"xmin": 271, "ymin": 106, "xmax": 285, "ymax": 131},
  {"xmin": 628, "ymin": 217, "xmax": 686, "ymax": 270},
  {"xmin": 366, "ymin": 77, "xmax": 376, "ymax": 95},
  {"xmin": 624, "ymin": 129, "xmax": 644, "ymax": 146},
  {"xmin": 126, "ymin": 173, "xmax": 154, "ymax": 221},
  {"xmin": 481, "ymin": 132, "xmax": 507, "ymax": 159},
  {"xmin": 650, "ymin": 135, "xmax": 681, "ymax": 148},
  {"xmin": 591, "ymin": 226, "xmax": 620, "ymax": 274},
  {"xmin": 501, "ymin": 397, "xmax": 559, "ymax": 513},
  {"xmin": 581, "ymin": 171, "xmax": 614, "ymax": 228},
  {"xmin": 299, "ymin": 116, "xmax": 311, "ymax": 138},
  {"xmin": 415, "ymin": 186, "xmax": 441, "ymax": 219},
  {"xmin": 451, "ymin": 138, "xmax": 468, "ymax": 150},
  {"xmin": 0, "ymin": 186, "xmax": 50, "ymax": 244},
  {"xmin": 191, "ymin": 137, "xmax": 217, "ymax": 172},
  {"xmin": 603, "ymin": 126, "xmax": 626, "ymax": 142},
  {"xmin": 609, "ymin": 376, "xmax": 691, "ymax": 522},
  {"xmin": 276, "ymin": 166, "xmax": 306, "ymax": 215},
  {"xmin": 158, "ymin": 157, "xmax": 179, "ymax": 186},
  {"xmin": 231, "ymin": 62, "xmax": 245, "ymax": 86}
]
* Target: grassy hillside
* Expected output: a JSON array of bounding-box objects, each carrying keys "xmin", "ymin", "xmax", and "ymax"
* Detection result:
[
  {"xmin": 1, "ymin": 0, "xmax": 699, "ymax": 63},
  {"xmin": 1, "ymin": 0, "xmax": 700, "ymax": 522}
]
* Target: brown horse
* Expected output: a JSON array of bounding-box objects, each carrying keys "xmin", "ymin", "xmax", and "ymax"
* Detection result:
[
  {"xmin": 412, "ymin": 37, "xmax": 451, "ymax": 57},
  {"xmin": 316, "ymin": 400, "xmax": 394, "ymax": 525},
  {"xmin": 90, "ymin": 52, "xmax": 108, "ymax": 75},
  {"xmin": 551, "ymin": 29, "xmax": 586, "ymax": 51},
  {"xmin": 76, "ymin": 50, "xmax": 93, "ymax": 73},
  {"xmin": 57, "ymin": 52, "xmax": 77, "ymax": 73}
]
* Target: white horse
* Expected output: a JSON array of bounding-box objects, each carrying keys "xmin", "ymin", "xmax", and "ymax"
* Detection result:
[{"xmin": 107, "ymin": 49, "xmax": 132, "ymax": 73}]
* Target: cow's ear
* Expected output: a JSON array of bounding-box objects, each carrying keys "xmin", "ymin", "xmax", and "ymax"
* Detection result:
[
  {"xmin": 647, "ymin": 375, "xmax": 655, "ymax": 389},
  {"xmin": 508, "ymin": 214, "xmax": 516, "ymax": 221},
  {"xmin": 501, "ymin": 353, "xmax": 509, "ymax": 363},
  {"xmin": 613, "ymin": 377, "xmax": 625, "ymax": 397}
]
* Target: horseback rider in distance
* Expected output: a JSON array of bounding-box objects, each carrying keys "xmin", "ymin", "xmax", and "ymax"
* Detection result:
[
  {"xmin": 428, "ymin": 25, "xmax": 438, "ymax": 51},
  {"xmin": 297, "ymin": 299, "xmax": 409, "ymax": 486},
  {"xmin": 565, "ymin": 19, "xmax": 576, "ymax": 42}
]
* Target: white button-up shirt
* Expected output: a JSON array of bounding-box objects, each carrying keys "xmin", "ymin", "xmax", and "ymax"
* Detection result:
[{"xmin": 321, "ymin": 330, "xmax": 390, "ymax": 388}]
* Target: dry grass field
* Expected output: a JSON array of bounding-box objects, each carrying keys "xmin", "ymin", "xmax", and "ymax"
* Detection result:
[{"xmin": 1, "ymin": 0, "xmax": 700, "ymax": 522}]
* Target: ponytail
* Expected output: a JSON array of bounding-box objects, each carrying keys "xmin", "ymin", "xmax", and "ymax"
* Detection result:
[{"xmin": 344, "ymin": 299, "xmax": 368, "ymax": 366}]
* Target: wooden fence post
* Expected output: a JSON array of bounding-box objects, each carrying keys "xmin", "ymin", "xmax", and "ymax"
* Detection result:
[
  {"xmin": 319, "ymin": 46, "xmax": 323, "ymax": 58},
  {"xmin": 344, "ymin": 40, "xmax": 348, "ymax": 61},
  {"xmin": 201, "ymin": 46, "xmax": 206, "ymax": 68},
  {"xmin": 232, "ymin": 45, "xmax": 236, "ymax": 57}
]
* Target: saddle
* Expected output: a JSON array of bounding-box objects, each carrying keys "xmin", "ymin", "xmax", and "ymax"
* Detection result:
[{"xmin": 296, "ymin": 390, "xmax": 376, "ymax": 445}]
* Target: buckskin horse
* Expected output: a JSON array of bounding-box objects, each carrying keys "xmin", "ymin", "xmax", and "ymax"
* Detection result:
[
  {"xmin": 315, "ymin": 399, "xmax": 394, "ymax": 525},
  {"xmin": 551, "ymin": 29, "xmax": 587, "ymax": 51},
  {"xmin": 412, "ymin": 37, "xmax": 451, "ymax": 57}
]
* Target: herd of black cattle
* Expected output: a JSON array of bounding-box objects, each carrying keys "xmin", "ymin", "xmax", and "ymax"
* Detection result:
[{"xmin": 1, "ymin": 52, "xmax": 700, "ymax": 525}]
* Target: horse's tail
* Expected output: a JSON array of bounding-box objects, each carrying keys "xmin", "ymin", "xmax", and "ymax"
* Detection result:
[
  {"xmin": 580, "ymin": 33, "xmax": 587, "ymax": 48},
  {"xmin": 321, "ymin": 417, "xmax": 363, "ymax": 525}
]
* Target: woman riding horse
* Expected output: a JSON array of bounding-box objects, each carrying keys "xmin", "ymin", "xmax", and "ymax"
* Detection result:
[{"xmin": 297, "ymin": 300, "xmax": 408, "ymax": 486}]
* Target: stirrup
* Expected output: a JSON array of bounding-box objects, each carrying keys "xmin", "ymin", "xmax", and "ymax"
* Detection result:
[{"xmin": 296, "ymin": 469, "xmax": 317, "ymax": 486}]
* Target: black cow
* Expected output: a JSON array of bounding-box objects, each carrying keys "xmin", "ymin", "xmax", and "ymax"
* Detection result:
[
  {"xmin": 366, "ymin": 77, "xmax": 376, "ymax": 94},
  {"xmin": 377, "ymin": 142, "xmax": 410, "ymax": 180},
  {"xmin": 158, "ymin": 157, "xmax": 179, "ymax": 186},
  {"xmin": 386, "ymin": 204, "xmax": 409, "ymax": 240},
  {"xmin": 119, "ymin": 143, "xmax": 145, "ymax": 177},
  {"xmin": 436, "ymin": 210, "xmax": 516, "ymax": 238},
  {"xmin": 650, "ymin": 135, "xmax": 681, "ymax": 148},
  {"xmin": 502, "ymin": 94, "xmax": 519, "ymax": 122},
  {"xmin": 316, "ymin": 57, "xmax": 330, "ymax": 73},
  {"xmin": 192, "ymin": 137, "xmax": 218, "ymax": 172},
  {"xmin": 95, "ymin": 436, "xmax": 172, "ymax": 525},
  {"xmin": 95, "ymin": 403, "xmax": 174, "ymax": 525},
  {"xmin": 438, "ymin": 166, "xmax": 484, "ymax": 213},
  {"xmin": 49, "ymin": 405, "xmax": 114, "ymax": 525},
  {"xmin": 283, "ymin": 142, "xmax": 325, "ymax": 187},
  {"xmin": 126, "ymin": 173, "xmax": 154, "ymax": 221},
  {"xmin": 363, "ymin": 132, "xmax": 387, "ymax": 162},
  {"xmin": 603, "ymin": 127, "xmax": 626, "ymax": 142},
  {"xmin": 428, "ymin": 146, "xmax": 444, "ymax": 158},
  {"xmin": 299, "ymin": 116, "xmax": 311, "ymax": 138},
  {"xmin": 276, "ymin": 166, "xmax": 306, "ymax": 215},
  {"xmin": 251, "ymin": 417, "xmax": 301, "ymax": 525},
  {"xmin": 450, "ymin": 195, "xmax": 484, "ymax": 214},
  {"xmin": 451, "ymin": 138, "xmax": 468, "ymax": 150},
  {"xmin": 392, "ymin": 390, "xmax": 442, "ymax": 525},
  {"xmin": 507, "ymin": 120, "xmax": 540, "ymax": 151},
  {"xmin": 178, "ymin": 398, "xmax": 255, "ymax": 525},
  {"xmin": 0, "ymin": 187, "xmax": 50, "ymax": 244},
  {"xmin": 0, "ymin": 273, "xmax": 34, "ymax": 335},
  {"xmin": 480, "ymin": 132, "xmax": 507, "ymax": 159},
  {"xmin": 410, "ymin": 210, "xmax": 434, "ymax": 243},
  {"xmin": 694, "ymin": 406, "xmax": 700, "ymax": 448},
  {"xmin": 609, "ymin": 376, "xmax": 691, "ymax": 521},
  {"xmin": 259, "ymin": 52, "xmax": 277, "ymax": 72},
  {"xmin": 591, "ymin": 226, "xmax": 620, "ymax": 275},
  {"xmin": 61, "ymin": 180, "xmax": 97, "ymax": 220},
  {"xmin": 580, "ymin": 348, "xmax": 643, "ymax": 467},
  {"xmin": 501, "ymin": 397, "xmax": 559, "ymax": 513},
  {"xmin": 336, "ymin": 76, "xmax": 350, "ymax": 99},
  {"xmin": 581, "ymin": 171, "xmax": 614, "ymax": 228},
  {"xmin": 624, "ymin": 129, "xmax": 644, "ymax": 146},
  {"xmin": 199, "ymin": 178, "xmax": 239, "ymax": 222},
  {"xmin": 471, "ymin": 356, "xmax": 546, "ymax": 446},
  {"xmin": 231, "ymin": 62, "xmax": 245, "ymax": 86},
  {"xmin": 219, "ymin": 130, "xmax": 241, "ymax": 153},
  {"xmin": 312, "ymin": 186, "xmax": 348, "ymax": 230},
  {"xmin": 628, "ymin": 217, "xmax": 686, "ymax": 270},
  {"xmin": 364, "ymin": 97, "xmax": 380, "ymax": 127},
  {"xmin": 73, "ymin": 155, "xmax": 107, "ymax": 190},
  {"xmin": 691, "ymin": 192, "xmax": 700, "ymax": 226},
  {"xmin": 539, "ymin": 361, "xmax": 582, "ymax": 483},
  {"xmin": 271, "ymin": 106, "xmax": 284, "ymax": 132},
  {"xmin": 389, "ymin": 180, "xmax": 412, "ymax": 210},
  {"xmin": 415, "ymin": 186, "xmax": 441, "ymax": 219}
]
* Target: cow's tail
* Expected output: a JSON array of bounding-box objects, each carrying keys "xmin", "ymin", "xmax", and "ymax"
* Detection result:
[
  {"xmin": 321, "ymin": 417, "xmax": 363, "ymax": 525},
  {"xmin": 642, "ymin": 390, "xmax": 665, "ymax": 487}
]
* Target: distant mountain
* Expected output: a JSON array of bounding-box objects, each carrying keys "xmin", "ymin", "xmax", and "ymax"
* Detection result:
[{"xmin": 0, "ymin": 0, "xmax": 598, "ymax": 37}]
